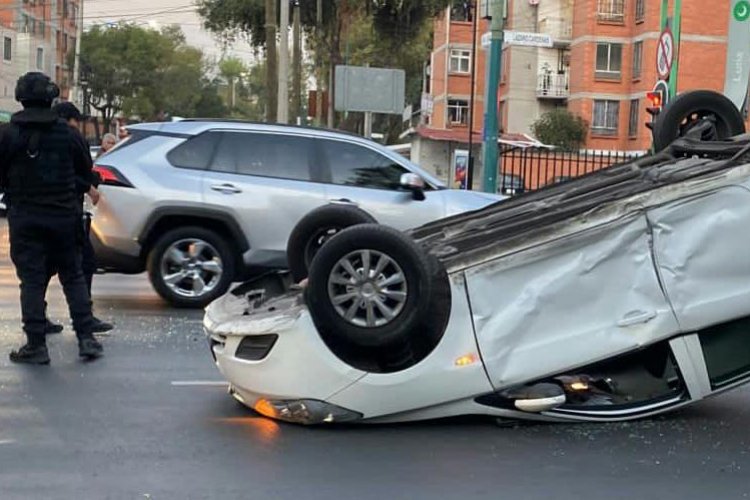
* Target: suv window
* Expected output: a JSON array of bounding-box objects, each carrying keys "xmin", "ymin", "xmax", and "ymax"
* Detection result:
[
  {"xmin": 210, "ymin": 132, "xmax": 313, "ymax": 182},
  {"xmin": 167, "ymin": 132, "xmax": 220, "ymax": 170},
  {"xmin": 320, "ymin": 139, "xmax": 408, "ymax": 190}
]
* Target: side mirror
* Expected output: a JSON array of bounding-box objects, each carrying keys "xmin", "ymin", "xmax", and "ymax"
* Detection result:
[{"xmin": 400, "ymin": 173, "xmax": 426, "ymax": 201}]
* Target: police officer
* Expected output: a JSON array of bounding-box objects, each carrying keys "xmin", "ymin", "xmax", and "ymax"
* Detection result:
[
  {"xmin": 51, "ymin": 101, "xmax": 114, "ymax": 334},
  {"xmin": 0, "ymin": 72, "xmax": 103, "ymax": 364}
]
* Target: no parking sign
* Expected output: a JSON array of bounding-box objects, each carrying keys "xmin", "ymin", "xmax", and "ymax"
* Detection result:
[{"xmin": 656, "ymin": 28, "xmax": 675, "ymax": 81}]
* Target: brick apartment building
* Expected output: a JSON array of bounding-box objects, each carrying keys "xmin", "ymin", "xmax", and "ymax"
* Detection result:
[
  {"xmin": 424, "ymin": 0, "xmax": 732, "ymax": 153},
  {"xmin": 0, "ymin": 0, "xmax": 81, "ymax": 117}
]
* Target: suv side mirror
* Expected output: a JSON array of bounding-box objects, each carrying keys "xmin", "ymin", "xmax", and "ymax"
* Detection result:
[{"xmin": 400, "ymin": 173, "xmax": 426, "ymax": 201}]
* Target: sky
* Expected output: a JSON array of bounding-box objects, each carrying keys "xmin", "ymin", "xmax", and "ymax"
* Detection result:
[{"xmin": 82, "ymin": 0, "xmax": 258, "ymax": 67}]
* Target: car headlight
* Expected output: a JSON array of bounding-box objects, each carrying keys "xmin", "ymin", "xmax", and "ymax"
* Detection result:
[{"xmin": 253, "ymin": 398, "xmax": 362, "ymax": 425}]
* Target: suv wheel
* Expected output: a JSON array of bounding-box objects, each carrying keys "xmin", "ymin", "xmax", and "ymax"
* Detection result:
[{"xmin": 147, "ymin": 227, "xmax": 236, "ymax": 308}]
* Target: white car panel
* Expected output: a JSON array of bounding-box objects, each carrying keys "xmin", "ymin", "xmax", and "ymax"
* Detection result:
[
  {"xmin": 327, "ymin": 275, "xmax": 494, "ymax": 419},
  {"xmin": 465, "ymin": 214, "xmax": 681, "ymax": 389},
  {"xmin": 649, "ymin": 184, "xmax": 750, "ymax": 331}
]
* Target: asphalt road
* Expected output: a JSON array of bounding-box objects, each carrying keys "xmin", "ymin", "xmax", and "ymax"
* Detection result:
[{"xmin": 1, "ymin": 220, "xmax": 750, "ymax": 499}]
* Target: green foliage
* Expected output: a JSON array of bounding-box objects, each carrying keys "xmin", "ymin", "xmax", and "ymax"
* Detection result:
[
  {"xmin": 81, "ymin": 23, "xmax": 228, "ymax": 125},
  {"xmin": 531, "ymin": 109, "xmax": 589, "ymax": 151}
]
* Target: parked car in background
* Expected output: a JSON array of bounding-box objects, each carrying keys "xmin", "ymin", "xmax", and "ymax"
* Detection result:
[{"xmin": 92, "ymin": 120, "xmax": 503, "ymax": 307}]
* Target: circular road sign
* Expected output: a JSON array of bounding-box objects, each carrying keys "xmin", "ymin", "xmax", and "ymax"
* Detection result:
[
  {"xmin": 656, "ymin": 29, "xmax": 675, "ymax": 80},
  {"xmin": 735, "ymin": 0, "xmax": 750, "ymax": 21},
  {"xmin": 653, "ymin": 79, "xmax": 670, "ymax": 106}
]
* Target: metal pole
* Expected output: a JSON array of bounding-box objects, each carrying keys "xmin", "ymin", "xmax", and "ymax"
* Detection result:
[
  {"xmin": 292, "ymin": 0, "xmax": 302, "ymax": 124},
  {"xmin": 72, "ymin": 0, "xmax": 84, "ymax": 105},
  {"xmin": 668, "ymin": 0, "xmax": 682, "ymax": 98},
  {"xmin": 466, "ymin": 0, "xmax": 479, "ymax": 191},
  {"xmin": 481, "ymin": 0, "xmax": 504, "ymax": 194},
  {"xmin": 265, "ymin": 0, "xmax": 278, "ymax": 122},
  {"xmin": 278, "ymin": 0, "xmax": 290, "ymax": 124}
]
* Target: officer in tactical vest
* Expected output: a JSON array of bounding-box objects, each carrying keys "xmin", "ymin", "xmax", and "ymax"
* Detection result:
[{"xmin": 0, "ymin": 72, "xmax": 103, "ymax": 364}]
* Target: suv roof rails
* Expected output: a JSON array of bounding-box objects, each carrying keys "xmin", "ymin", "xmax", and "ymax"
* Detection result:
[{"xmin": 175, "ymin": 118, "xmax": 364, "ymax": 139}]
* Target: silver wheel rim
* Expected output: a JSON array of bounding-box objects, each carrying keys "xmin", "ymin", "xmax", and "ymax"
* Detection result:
[
  {"xmin": 327, "ymin": 249, "xmax": 408, "ymax": 328},
  {"xmin": 160, "ymin": 238, "xmax": 223, "ymax": 298}
]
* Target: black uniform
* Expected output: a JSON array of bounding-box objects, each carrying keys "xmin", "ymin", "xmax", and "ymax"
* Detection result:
[{"xmin": 0, "ymin": 72, "xmax": 103, "ymax": 363}]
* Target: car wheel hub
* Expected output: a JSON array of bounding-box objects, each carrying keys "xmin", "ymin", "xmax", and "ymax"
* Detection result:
[
  {"xmin": 160, "ymin": 238, "xmax": 224, "ymax": 298},
  {"xmin": 328, "ymin": 249, "xmax": 408, "ymax": 328}
]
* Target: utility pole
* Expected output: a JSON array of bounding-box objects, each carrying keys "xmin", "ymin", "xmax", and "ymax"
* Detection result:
[
  {"xmin": 292, "ymin": 0, "xmax": 302, "ymax": 125},
  {"xmin": 71, "ymin": 0, "xmax": 84, "ymax": 107},
  {"xmin": 278, "ymin": 0, "xmax": 290, "ymax": 124},
  {"xmin": 315, "ymin": 0, "xmax": 323, "ymax": 126},
  {"xmin": 660, "ymin": 0, "xmax": 682, "ymax": 99},
  {"xmin": 265, "ymin": 0, "xmax": 278, "ymax": 122},
  {"xmin": 481, "ymin": 0, "xmax": 505, "ymax": 194},
  {"xmin": 466, "ymin": 0, "xmax": 479, "ymax": 190}
]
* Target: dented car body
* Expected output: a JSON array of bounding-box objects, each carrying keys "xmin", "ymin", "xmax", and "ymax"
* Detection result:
[{"xmin": 205, "ymin": 140, "xmax": 750, "ymax": 424}]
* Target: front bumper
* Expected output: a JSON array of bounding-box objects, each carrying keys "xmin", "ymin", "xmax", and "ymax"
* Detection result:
[{"xmin": 204, "ymin": 288, "xmax": 367, "ymax": 422}]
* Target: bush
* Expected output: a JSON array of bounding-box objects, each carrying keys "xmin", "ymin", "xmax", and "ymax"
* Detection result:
[{"xmin": 531, "ymin": 109, "xmax": 589, "ymax": 151}]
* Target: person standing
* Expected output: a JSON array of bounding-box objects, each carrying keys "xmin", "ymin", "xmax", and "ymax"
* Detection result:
[
  {"xmin": 51, "ymin": 101, "xmax": 114, "ymax": 334},
  {"xmin": 0, "ymin": 72, "xmax": 103, "ymax": 364}
]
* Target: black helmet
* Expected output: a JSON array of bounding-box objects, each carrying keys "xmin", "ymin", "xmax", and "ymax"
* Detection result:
[
  {"xmin": 15, "ymin": 72, "xmax": 60, "ymax": 107},
  {"xmin": 52, "ymin": 101, "xmax": 82, "ymax": 121}
]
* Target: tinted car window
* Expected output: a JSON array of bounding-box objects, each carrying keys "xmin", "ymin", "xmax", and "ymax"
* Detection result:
[
  {"xmin": 167, "ymin": 132, "xmax": 219, "ymax": 170},
  {"xmin": 209, "ymin": 132, "xmax": 312, "ymax": 182},
  {"xmin": 320, "ymin": 140, "xmax": 407, "ymax": 190}
]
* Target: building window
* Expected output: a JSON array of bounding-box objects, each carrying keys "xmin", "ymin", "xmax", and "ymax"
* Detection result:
[
  {"xmin": 448, "ymin": 99, "xmax": 469, "ymax": 125},
  {"xmin": 449, "ymin": 49, "xmax": 471, "ymax": 74},
  {"xmin": 39, "ymin": 20, "xmax": 45, "ymax": 38},
  {"xmin": 595, "ymin": 43, "xmax": 622, "ymax": 79},
  {"xmin": 451, "ymin": 3, "xmax": 472, "ymax": 22},
  {"xmin": 36, "ymin": 47, "xmax": 43, "ymax": 70},
  {"xmin": 635, "ymin": 0, "xmax": 646, "ymax": 22},
  {"xmin": 3, "ymin": 37, "xmax": 11, "ymax": 61},
  {"xmin": 593, "ymin": 100, "xmax": 620, "ymax": 135},
  {"xmin": 598, "ymin": 0, "xmax": 625, "ymax": 23},
  {"xmin": 63, "ymin": 33, "xmax": 68, "ymax": 53},
  {"xmin": 632, "ymin": 41, "xmax": 643, "ymax": 79},
  {"xmin": 628, "ymin": 99, "xmax": 640, "ymax": 137}
]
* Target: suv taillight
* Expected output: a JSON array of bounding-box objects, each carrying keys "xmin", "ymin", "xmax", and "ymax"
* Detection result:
[{"xmin": 93, "ymin": 165, "xmax": 133, "ymax": 188}]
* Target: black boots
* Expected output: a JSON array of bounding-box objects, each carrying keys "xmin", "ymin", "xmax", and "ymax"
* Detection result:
[
  {"xmin": 78, "ymin": 337, "xmax": 104, "ymax": 360},
  {"xmin": 9, "ymin": 344, "xmax": 51, "ymax": 365}
]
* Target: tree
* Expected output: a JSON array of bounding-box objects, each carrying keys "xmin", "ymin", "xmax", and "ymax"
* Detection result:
[
  {"xmin": 196, "ymin": 0, "xmax": 452, "ymax": 126},
  {"xmin": 80, "ymin": 24, "xmax": 217, "ymax": 128},
  {"xmin": 219, "ymin": 57, "xmax": 248, "ymax": 110},
  {"xmin": 195, "ymin": 79, "xmax": 229, "ymax": 117},
  {"xmin": 531, "ymin": 109, "xmax": 589, "ymax": 151}
]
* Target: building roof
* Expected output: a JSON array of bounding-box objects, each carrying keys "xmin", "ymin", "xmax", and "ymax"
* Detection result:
[{"xmin": 409, "ymin": 126, "xmax": 548, "ymax": 149}]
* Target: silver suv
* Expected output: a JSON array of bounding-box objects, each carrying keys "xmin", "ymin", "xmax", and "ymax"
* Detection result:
[{"xmin": 92, "ymin": 120, "xmax": 502, "ymax": 307}]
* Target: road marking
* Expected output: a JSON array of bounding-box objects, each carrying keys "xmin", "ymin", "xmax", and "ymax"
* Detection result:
[
  {"xmin": 0, "ymin": 439, "xmax": 16, "ymax": 445},
  {"xmin": 170, "ymin": 380, "xmax": 228, "ymax": 387}
]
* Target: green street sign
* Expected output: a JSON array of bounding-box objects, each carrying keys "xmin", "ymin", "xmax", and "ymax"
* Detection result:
[{"xmin": 734, "ymin": 0, "xmax": 750, "ymax": 22}]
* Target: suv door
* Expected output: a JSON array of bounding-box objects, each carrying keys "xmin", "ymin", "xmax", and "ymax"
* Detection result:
[
  {"xmin": 316, "ymin": 138, "xmax": 446, "ymax": 229},
  {"xmin": 201, "ymin": 130, "xmax": 326, "ymax": 268}
]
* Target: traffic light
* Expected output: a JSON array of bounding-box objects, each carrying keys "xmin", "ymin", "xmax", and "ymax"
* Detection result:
[{"xmin": 645, "ymin": 90, "xmax": 665, "ymax": 130}]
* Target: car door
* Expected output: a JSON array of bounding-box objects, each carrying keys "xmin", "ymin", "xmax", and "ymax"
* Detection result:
[
  {"xmin": 201, "ymin": 130, "xmax": 326, "ymax": 268},
  {"xmin": 465, "ymin": 214, "xmax": 681, "ymax": 389},
  {"xmin": 315, "ymin": 138, "xmax": 446, "ymax": 230}
]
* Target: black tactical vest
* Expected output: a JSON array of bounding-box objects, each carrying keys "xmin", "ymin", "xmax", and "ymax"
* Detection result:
[{"xmin": 5, "ymin": 115, "xmax": 77, "ymax": 212}]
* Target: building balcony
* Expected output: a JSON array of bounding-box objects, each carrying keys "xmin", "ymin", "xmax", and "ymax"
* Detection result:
[
  {"xmin": 537, "ymin": 72, "xmax": 569, "ymax": 99},
  {"xmin": 538, "ymin": 16, "xmax": 573, "ymax": 45}
]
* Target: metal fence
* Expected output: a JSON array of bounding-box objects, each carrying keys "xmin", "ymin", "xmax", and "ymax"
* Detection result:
[{"xmin": 498, "ymin": 147, "xmax": 643, "ymax": 196}]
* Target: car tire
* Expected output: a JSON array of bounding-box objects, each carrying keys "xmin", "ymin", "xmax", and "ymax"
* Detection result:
[
  {"xmin": 147, "ymin": 226, "xmax": 236, "ymax": 308},
  {"xmin": 652, "ymin": 90, "xmax": 746, "ymax": 152},
  {"xmin": 287, "ymin": 204, "xmax": 376, "ymax": 283},
  {"xmin": 306, "ymin": 224, "xmax": 451, "ymax": 372}
]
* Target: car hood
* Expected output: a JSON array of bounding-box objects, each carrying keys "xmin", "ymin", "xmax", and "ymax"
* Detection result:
[{"xmin": 442, "ymin": 189, "xmax": 506, "ymax": 217}]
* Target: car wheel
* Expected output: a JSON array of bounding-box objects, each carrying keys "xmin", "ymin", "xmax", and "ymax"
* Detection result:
[
  {"xmin": 306, "ymin": 224, "xmax": 451, "ymax": 372},
  {"xmin": 286, "ymin": 204, "xmax": 376, "ymax": 283},
  {"xmin": 652, "ymin": 90, "xmax": 746, "ymax": 152},
  {"xmin": 147, "ymin": 227, "xmax": 236, "ymax": 308}
]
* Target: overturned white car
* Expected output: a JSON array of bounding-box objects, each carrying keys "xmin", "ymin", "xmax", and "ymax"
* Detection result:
[{"xmin": 205, "ymin": 132, "xmax": 750, "ymax": 425}]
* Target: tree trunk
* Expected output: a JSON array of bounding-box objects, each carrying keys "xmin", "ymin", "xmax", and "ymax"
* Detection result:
[
  {"xmin": 265, "ymin": 0, "xmax": 278, "ymax": 122},
  {"xmin": 327, "ymin": 7, "xmax": 343, "ymax": 129},
  {"xmin": 292, "ymin": 2, "xmax": 302, "ymax": 124}
]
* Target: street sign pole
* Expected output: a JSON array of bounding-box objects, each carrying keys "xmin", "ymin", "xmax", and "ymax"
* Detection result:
[
  {"xmin": 481, "ymin": 0, "xmax": 505, "ymax": 194},
  {"xmin": 668, "ymin": 0, "xmax": 682, "ymax": 98}
]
